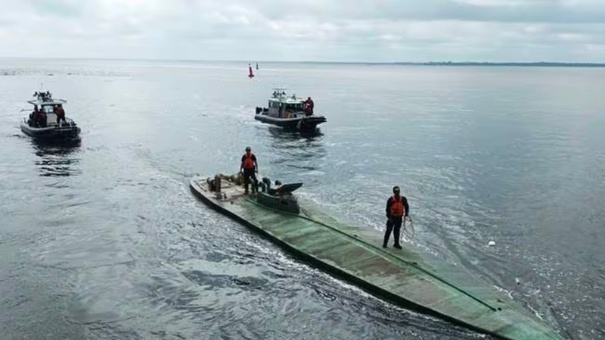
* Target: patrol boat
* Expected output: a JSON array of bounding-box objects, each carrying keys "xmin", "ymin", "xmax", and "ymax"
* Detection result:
[
  {"xmin": 189, "ymin": 173, "xmax": 565, "ymax": 340},
  {"xmin": 20, "ymin": 91, "xmax": 80, "ymax": 140},
  {"xmin": 255, "ymin": 89, "xmax": 327, "ymax": 131}
]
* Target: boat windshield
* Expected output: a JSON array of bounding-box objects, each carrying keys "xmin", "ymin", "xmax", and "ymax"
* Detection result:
[
  {"xmin": 41, "ymin": 105, "xmax": 56, "ymax": 113},
  {"xmin": 285, "ymin": 103, "xmax": 304, "ymax": 111}
]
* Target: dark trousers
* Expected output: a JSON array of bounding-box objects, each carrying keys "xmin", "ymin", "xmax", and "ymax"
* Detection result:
[
  {"xmin": 383, "ymin": 217, "xmax": 402, "ymax": 246},
  {"xmin": 243, "ymin": 169, "xmax": 258, "ymax": 193}
]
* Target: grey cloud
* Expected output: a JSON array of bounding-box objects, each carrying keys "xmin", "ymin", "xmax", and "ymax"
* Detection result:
[
  {"xmin": 249, "ymin": 0, "xmax": 605, "ymax": 23},
  {"xmin": 1, "ymin": 0, "xmax": 605, "ymax": 61},
  {"xmin": 29, "ymin": 0, "xmax": 87, "ymax": 18}
]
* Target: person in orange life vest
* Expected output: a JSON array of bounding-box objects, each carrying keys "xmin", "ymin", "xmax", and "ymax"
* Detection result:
[
  {"xmin": 240, "ymin": 146, "xmax": 258, "ymax": 194},
  {"xmin": 54, "ymin": 104, "xmax": 66, "ymax": 125},
  {"xmin": 383, "ymin": 186, "xmax": 409, "ymax": 249}
]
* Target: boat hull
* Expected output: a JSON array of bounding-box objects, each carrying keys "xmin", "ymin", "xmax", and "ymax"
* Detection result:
[
  {"xmin": 254, "ymin": 111, "xmax": 326, "ymax": 130},
  {"xmin": 20, "ymin": 122, "xmax": 80, "ymax": 140},
  {"xmin": 189, "ymin": 175, "xmax": 564, "ymax": 340}
]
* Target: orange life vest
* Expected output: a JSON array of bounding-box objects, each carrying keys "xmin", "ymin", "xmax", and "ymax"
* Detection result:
[
  {"xmin": 390, "ymin": 195, "xmax": 405, "ymax": 217},
  {"xmin": 243, "ymin": 153, "xmax": 255, "ymax": 170}
]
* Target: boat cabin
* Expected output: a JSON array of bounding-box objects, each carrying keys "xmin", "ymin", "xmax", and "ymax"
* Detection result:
[
  {"xmin": 27, "ymin": 91, "xmax": 67, "ymax": 127},
  {"xmin": 266, "ymin": 89, "xmax": 308, "ymax": 119}
]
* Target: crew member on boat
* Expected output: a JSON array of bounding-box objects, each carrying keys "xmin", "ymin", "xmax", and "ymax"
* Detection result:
[
  {"xmin": 29, "ymin": 106, "xmax": 38, "ymax": 126},
  {"xmin": 303, "ymin": 97, "xmax": 314, "ymax": 116},
  {"xmin": 383, "ymin": 186, "xmax": 409, "ymax": 249},
  {"xmin": 240, "ymin": 146, "xmax": 259, "ymax": 195},
  {"xmin": 54, "ymin": 104, "xmax": 67, "ymax": 125},
  {"xmin": 30, "ymin": 106, "xmax": 47, "ymax": 127}
]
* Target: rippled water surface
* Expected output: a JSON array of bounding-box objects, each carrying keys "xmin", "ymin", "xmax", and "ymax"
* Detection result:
[{"xmin": 1, "ymin": 59, "xmax": 604, "ymax": 340}]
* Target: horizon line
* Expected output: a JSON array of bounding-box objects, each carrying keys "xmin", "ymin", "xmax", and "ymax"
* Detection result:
[{"xmin": 1, "ymin": 56, "xmax": 605, "ymax": 66}]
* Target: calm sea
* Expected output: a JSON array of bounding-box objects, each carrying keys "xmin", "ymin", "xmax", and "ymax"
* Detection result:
[{"xmin": 1, "ymin": 58, "xmax": 604, "ymax": 339}]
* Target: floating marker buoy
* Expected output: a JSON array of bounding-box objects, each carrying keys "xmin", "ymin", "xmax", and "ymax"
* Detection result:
[{"xmin": 488, "ymin": 241, "xmax": 496, "ymax": 247}]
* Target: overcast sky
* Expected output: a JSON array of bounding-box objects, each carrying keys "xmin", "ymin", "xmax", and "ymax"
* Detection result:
[{"xmin": 1, "ymin": 0, "xmax": 604, "ymax": 62}]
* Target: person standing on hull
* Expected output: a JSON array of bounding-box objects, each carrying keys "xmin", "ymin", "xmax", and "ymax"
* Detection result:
[
  {"xmin": 383, "ymin": 186, "xmax": 409, "ymax": 249},
  {"xmin": 240, "ymin": 146, "xmax": 258, "ymax": 195}
]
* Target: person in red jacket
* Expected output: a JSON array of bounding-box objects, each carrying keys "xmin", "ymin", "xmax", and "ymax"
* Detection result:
[
  {"xmin": 54, "ymin": 104, "xmax": 67, "ymax": 125},
  {"xmin": 383, "ymin": 186, "xmax": 409, "ymax": 249},
  {"xmin": 240, "ymin": 146, "xmax": 258, "ymax": 194},
  {"xmin": 303, "ymin": 97, "xmax": 314, "ymax": 116}
]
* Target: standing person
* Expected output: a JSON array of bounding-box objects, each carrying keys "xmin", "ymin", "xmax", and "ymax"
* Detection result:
[
  {"xmin": 29, "ymin": 106, "xmax": 39, "ymax": 126},
  {"xmin": 240, "ymin": 146, "xmax": 258, "ymax": 194},
  {"xmin": 303, "ymin": 97, "xmax": 314, "ymax": 116},
  {"xmin": 54, "ymin": 104, "xmax": 66, "ymax": 125},
  {"xmin": 383, "ymin": 186, "xmax": 409, "ymax": 249}
]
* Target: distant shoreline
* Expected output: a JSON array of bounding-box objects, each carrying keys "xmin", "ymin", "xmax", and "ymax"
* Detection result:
[
  {"xmin": 288, "ymin": 61, "xmax": 605, "ymax": 67},
  {"xmin": 1, "ymin": 57, "xmax": 605, "ymax": 67},
  {"xmin": 392, "ymin": 61, "xmax": 605, "ymax": 67}
]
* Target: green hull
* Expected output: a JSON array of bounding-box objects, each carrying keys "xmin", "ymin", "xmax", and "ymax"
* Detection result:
[{"xmin": 190, "ymin": 176, "xmax": 565, "ymax": 340}]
